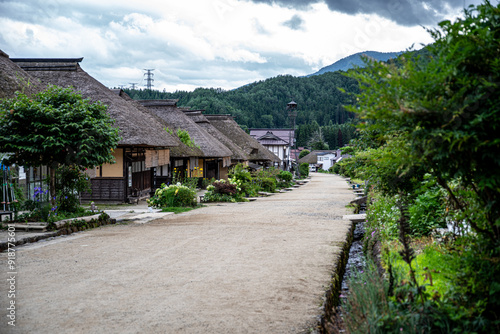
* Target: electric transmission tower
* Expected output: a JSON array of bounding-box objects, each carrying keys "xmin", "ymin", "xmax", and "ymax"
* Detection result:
[
  {"xmin": 129, "ymin": 83, "xmax": 138, "ymax": 89},
  {"xmin": 143, "ymin": 69, "xmax": 154, "ymax": 90}
]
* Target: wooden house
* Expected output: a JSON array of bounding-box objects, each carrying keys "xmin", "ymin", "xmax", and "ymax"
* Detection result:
[
  {"xmin": 0, "ymin": 50, "xmax": 52, "ymax": 201},
  {"xmin": 11, "ymin": 57, "xmax": 181, "ymax": 203},
  {"xmin": 182, "ymin": 111, "xmax": 240, "ymax": 179},
  {"xmin": 113, "ymin": 92, "xmax": 204, "ymax": 188},
  {"xmin": 249, "ymin": 128, "xmax": 295, "ymax": 169},
  {"xmin": 204, "ymin": 115, "xmax": 280, "ymax": 169},
  {"xmin": 138, "ymin": 100, "xmax": 232, "ymax": 181}
]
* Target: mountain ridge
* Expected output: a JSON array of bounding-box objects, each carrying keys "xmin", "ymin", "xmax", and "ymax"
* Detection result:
[{"xmin": 308, "ymin": 50, "xmax": 403, "ymax": 76}]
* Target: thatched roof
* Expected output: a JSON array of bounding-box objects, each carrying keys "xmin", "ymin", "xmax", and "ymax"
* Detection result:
[
  {"xmin": 183, "ymin": 111, "xmax": 250, "ymax": 162},
  {"xmin": 139, "ymin": 100, "xmax": 232, "ymax": 159},
  {"xmin": 114, "ymin": 93, "xmax": 202, "ymax": 158},
  {"xmin": 205, "ymin": 114, "xmax": 280, "ymax": 163},
  {"xmin": 10, "ymin": 58, "xmax": 179, "ymax": 148},
  {"xmin": 298, "ymin": 150, "xmax": 337, "ymax": 164},
  {"xmin": 0, "ymin": 50, "xmax": 43, "ymax": 99}
]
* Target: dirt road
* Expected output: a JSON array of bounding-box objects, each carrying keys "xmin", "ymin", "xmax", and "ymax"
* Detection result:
[{"xmin": 1, "ymin": 173, "xmax": 354, "ymax": 334}]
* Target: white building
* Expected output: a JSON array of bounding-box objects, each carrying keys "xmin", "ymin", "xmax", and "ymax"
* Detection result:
[
  {"xmin": 298, "ymin": 149, "xmax": 348, "ymax": 172},
  {"xmin": 249, "ymin": 129, "xmax": 295, "ymax": 170}
]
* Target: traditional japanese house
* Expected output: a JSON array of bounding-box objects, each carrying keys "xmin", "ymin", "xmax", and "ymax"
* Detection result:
[
  {"xmin": 0, "ymin": 50, "xmax": 49, "ymax": 201},
  {"xmin": 0, "ymin": 50, "xmax": 42, "ymax": 98},
  {"xmin": 249, "ymin": 128, "xmax": 295, "ymax": 170},
  {"xmin": 204, "ymin": 115, "xmax": 280, "ymax": 169},
  {"xmin": 138, "ymin": 100, "xmax": 232, "ymax": 181},
  {"xmin": 11, "ymin": 57, "xmax": 181, "ymax": 203},
  {"xmin": 182, "ymin": 111, "xmax": 237, "ymax": 179},
  {"xmin": 112, "ymin": 92, "xmax": 203, "ymax": 188}
]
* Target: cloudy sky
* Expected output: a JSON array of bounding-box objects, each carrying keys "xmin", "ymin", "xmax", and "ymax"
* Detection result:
[{"xmin": 0, "ymin": 0, "xmax": 482, "ymax": 92}]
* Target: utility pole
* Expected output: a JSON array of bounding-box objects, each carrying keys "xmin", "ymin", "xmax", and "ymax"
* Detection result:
[
  {"xmin": 286, "ymin": 100, "xmax": 297, "ymax": 173},
  {"xmin": 129, "ymin": 83, "xmax": 138, "ymax": 90},
  {"xmin": 143, "ymin": 69, "xmax": 154, "ymax": 90}
]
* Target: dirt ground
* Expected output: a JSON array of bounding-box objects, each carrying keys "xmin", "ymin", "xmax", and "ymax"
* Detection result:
[{"xmin": 1, "ymin": 173, "xmax": 354, "ymax": 334}]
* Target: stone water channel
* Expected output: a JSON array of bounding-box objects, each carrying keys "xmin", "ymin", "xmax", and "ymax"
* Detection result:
[{"xmin": 321, "ymin": 185, "xmax": 367, "ymax": 333}]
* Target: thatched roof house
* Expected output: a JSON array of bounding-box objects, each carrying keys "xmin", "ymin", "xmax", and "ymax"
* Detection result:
[
  {"xmin": 298, "ymin": 151, "xmax": 321, "ymax": 165},
  {"xmin": 11, "ymin": 58, "xmax": 179, "ymax": 148},
  {"xmin": 183, "ymin": 110, "xmax": 246, "ymax": 164},
  {"xmin": 10, "ymin": 57, "xmax": 180, "ymax": 202},
  {"xmin": 0, "ymin": 50, "xmax": 42, "ymax": 99},
  {"xmin": 205, "ymin": 114, "xmax": 280, "ymax": 165},
  {"xmin": 0, "ymin": 51, "xmax": 48, "ymax": 201},
  {"xmin": 115, "ymin": 92, "xmax": 203, "ymax": 158},
  {"xmin": 139, "ymin": 100, "xmax": 231, "ymax": 159}
]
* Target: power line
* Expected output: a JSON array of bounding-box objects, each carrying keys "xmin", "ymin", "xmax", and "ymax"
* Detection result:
[
  {"xmin": 143, "ymin": 69, "xmax": 154, "ymax": 90},
  {"xmin": 129, "ymin": 83, "xmax": 138, "ymax": 90}
]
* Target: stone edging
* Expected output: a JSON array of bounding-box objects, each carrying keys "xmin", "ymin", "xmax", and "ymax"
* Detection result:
[
  {"xmin": 318, "ymin": 219, "xmax": 356, "ymax": 332},
  {"xmin": 0, "ymin": 214, "xmax": 116, "ymax": 252}
]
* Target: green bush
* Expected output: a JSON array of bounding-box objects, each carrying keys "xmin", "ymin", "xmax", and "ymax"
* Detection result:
[
  {"xmin": 147, "ymin": 183, "xmax": 197, "ymax": 208},
  {"xmin": 298, "ymin": 149, "xmax": 310, "ymax": 159},
  {"xmin": 228, "ymin": 164, "xmax": 257, "ymax": 196},
  {"xmin": 252, "ymin": 167, "xmax": 279, "ymax": 193},
  {"xmin": 55, "ymin": 165, "xmax": 91, "ymax": 213},
  {"xmin": 299, "ymin": 162, "xmax": 309, "ymax": 177},
  {"xmin": 276, "ymin": 170, "xmax": 293, "ymax": 188},
  {"xmin": 365, "ymin": 193, "xmax": 400, "ymax": 241},
  {"xmin": 343, "ymin": 258, "xmax": 453, "ymax": 334},
  {"xmin": 258, "ymin": 177, "xmax": 276, "ymax": 193},
  {"xmin": 277, "ymin": 170, "xmax": 293, "ymax": 182},
  {"xmin": 408, "ymin": 186, "xmax": 447, "ymax": 236}
]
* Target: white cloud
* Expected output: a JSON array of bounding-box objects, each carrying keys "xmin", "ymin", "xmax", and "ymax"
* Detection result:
[{"xmin": 0, "ymin": 0, "xmax": 476, "ymax": 91}]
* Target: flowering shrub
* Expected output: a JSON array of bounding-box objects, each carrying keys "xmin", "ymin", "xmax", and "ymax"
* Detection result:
[
  {"xmin": 203, "ymin": 179, "xmax": 245, "ymax": 203},
  {"xmin": 213, "ymin": 181, "xmax": 237, "ymax": 195},
  {"xmin": 147, "ymin": 183, "xmax": 197, "ymax": 208},
  {"xmin": 18, "ymin": 186, "xmax": 90, "ymax": 223},
  {"xmin": 228, "ymin": 164, "xmax": 258, "ymax": 196}
]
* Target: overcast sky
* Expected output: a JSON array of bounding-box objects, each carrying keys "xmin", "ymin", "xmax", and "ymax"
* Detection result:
[{"xmin": 0, "ymin": 0, "xmax": 482, "ymax": 92}]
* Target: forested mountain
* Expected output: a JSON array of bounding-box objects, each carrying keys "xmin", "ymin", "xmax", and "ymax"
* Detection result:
[
  {"xmin": 124, "ymin": 71, "xmax": 359, "ymax": 149},
  {"xmin": 123, "ymin": 48, "xmax": 428, "ymax": 150},
  {"xmin": 308, "ymin": 50, "xmax": 402, "ymax": 76}
]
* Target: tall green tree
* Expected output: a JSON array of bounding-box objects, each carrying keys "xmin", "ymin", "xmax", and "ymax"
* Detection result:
[
  {"xmin": 0, "ymin": 85, "xmax": 121, "ymax": 204},
  {"xmin": 349, "ymin": 1, "xmax": 500, "ymax": 243}
]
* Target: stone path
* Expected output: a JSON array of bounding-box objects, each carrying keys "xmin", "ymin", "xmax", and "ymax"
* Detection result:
[{"xmin": 0, "ymin": 173, "xmax": 354, "ymax": 334}]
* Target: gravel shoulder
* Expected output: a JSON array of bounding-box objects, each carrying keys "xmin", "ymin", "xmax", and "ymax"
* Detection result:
[{"xmin": 1, "ymin": 173, "xmax": 354, "ymax": 334}]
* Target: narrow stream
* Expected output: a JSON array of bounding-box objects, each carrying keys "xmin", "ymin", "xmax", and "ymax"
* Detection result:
[
  {"xmin": 327, "ymin": 211, "xmax": 367, "ymax": 333},
  {"xmin": 340, "ymin": 220, "xmax": 366, "ymax": 298}
]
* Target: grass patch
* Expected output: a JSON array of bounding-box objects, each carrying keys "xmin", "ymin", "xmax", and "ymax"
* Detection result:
[
  {"xmin": 383, "ymin": 238, "xmax": 451, "ymax": 300},
  {"xmin": 84, "ymin": 203, "xmax": 135, "ymax": 211},
  {"xmin": 161, "ymin": 206, "xmax": 201, "ymax": 214}
]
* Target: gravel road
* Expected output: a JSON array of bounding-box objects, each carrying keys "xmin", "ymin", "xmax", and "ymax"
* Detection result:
[{"xmin": 1, "ymin": 173, "xmax": 354, "ymax": 334}]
